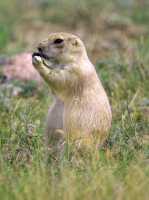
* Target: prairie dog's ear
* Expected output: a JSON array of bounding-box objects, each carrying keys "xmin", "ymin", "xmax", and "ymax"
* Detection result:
[{"xmin": 71, "ymin": 39, "xmax": 79, "ymax": 47}]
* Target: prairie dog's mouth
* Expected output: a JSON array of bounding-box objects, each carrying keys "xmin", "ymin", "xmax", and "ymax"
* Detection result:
[
  {"xmin": 32, "ymin": 52, "xmax": 49, "ymax": 60},
  {"xmin": 32, "ymin": 52, "xmax": 53, "ymax": 69}
]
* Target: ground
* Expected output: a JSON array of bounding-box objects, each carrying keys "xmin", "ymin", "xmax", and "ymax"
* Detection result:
[{"xmin": 0, "ymin": 1, "xmax": 149, "ymax": 199}]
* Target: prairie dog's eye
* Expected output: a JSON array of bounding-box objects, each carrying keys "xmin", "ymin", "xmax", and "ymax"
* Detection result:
[{"xmin": 53, "ymin": 38, "xmax": 64, "ymax": 44}]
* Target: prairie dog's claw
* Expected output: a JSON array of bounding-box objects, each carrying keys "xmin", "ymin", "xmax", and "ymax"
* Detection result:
[
  {"xmin": 35, "ymin": 56, "xmax": 42, "ymax": 62},
  {"xmin": 32, "ymin": 55, "xmax": 42, "ymax": 66}
]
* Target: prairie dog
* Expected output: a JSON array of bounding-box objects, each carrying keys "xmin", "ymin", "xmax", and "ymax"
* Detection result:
[{"xmin": 32, "ymin": 32, "xmax": 112, "ymax": 147}]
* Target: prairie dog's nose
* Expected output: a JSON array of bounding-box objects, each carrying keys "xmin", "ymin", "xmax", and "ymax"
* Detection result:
[
  {"xmin": 38, "ymin": 47, "xmax": 43, "ymax": 53},
  {"xmin": 38, "ymin": 41, "xmax": 48, "ymax": 52},
  {"xmin": 38, "ymin": 43, "xmax": 45, "ymax": 52}
]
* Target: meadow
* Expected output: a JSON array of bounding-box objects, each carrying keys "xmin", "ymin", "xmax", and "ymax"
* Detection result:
[{"xmin": 0, "ymin": 1, "xmax": 149, "ymax": 199}]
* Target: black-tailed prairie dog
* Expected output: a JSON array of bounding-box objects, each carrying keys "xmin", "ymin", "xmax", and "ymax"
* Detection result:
[{"xmin": 32, "ymin": 32, "xmax": 112, "ymax": 148}]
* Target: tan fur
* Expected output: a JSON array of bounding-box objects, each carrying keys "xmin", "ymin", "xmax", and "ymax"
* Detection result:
[{"xmin": 32, "ymin": 32, "xmax": 112, "ymax": 148}]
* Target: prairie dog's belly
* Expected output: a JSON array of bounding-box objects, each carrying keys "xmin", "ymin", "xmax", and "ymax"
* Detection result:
[{"xmin": 63, "ymin": 96, "xmax": 112, "ymax": 142}]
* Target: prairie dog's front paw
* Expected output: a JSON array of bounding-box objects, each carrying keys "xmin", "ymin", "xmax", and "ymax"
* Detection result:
[{"xmin": 32, "ymin": 54, "xmax": 43, "ymax": 67}]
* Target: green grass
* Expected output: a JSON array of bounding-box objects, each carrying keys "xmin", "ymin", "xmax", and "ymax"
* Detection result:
[{"xmin": 0, "ymin": 40, "xmax": 149, "ymax": 199}]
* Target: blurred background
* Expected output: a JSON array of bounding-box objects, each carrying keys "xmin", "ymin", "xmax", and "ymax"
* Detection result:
[{"xmin": 0, "ymin": 0, "xmax": 149, "ymax": 58}]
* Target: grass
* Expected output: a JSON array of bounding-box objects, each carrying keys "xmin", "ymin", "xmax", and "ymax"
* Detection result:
[{"xmin": 0, "ymin": 1, "xmax": 149, "ymax": 199}]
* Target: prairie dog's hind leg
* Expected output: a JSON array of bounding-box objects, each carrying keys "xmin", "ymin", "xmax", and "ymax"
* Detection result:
[{"xmin": 45, "ymin": 96, "xmax": 64, "ymax": 147}]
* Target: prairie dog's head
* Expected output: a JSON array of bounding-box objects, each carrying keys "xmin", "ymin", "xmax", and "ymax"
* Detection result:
[{"xmin": 32, "ymin": 32, "xmax": 88, "ymax": 68}]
